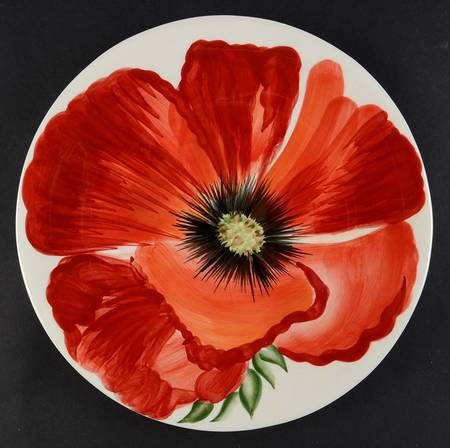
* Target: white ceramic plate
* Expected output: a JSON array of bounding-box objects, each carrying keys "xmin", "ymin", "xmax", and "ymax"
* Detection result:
[{"xmin": 16, "ymin": 16, "xmax": 432, "ymax": 431}]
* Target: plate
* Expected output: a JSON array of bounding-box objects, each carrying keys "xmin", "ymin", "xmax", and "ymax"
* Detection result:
[{"xmin": 16, "ymin": 16, "xmax": 432, "ymax": 431}]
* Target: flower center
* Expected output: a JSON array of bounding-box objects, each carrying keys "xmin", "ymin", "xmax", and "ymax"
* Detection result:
[
  {"xmin": 175, "ymin": 179, "xmax": 303, "ymax": 293},
  {"xmin": 217, "ymin": 212, "xmax": 265, "ymax": 256}
]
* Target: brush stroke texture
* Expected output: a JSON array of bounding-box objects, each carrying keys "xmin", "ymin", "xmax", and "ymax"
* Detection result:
[
  {"xmin": 47, "ymin": 254, "xmax": 246, "ymax": 419},
  {"xmin": 136, "ymin": 243, "xmax": 328, "ymax": 369},
  {"xmin": 276, "ymin": 222, "xmax": 417, "ymax": 363},
  {"xmin": 22, "ymin": 40, "xmax": 426, "ymax": 420}
]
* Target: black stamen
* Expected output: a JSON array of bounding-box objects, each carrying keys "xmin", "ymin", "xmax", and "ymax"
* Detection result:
[{"xmin": 175, "ymin": 178, "xmax": 304, "ymax": 296}]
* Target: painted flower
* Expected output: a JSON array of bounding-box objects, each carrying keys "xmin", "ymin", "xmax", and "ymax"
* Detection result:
[{"xmin": 23, "ymin": 40, "xmax": 425, "ymax": 420}]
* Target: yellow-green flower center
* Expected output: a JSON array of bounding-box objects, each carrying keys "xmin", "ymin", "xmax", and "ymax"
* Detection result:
[{"xmin": 217, "ymin": 212, "xmax": 265, "ymax": 256}]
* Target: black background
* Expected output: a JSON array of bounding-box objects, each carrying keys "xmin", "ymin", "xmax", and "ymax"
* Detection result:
[{"xmin": 1, "ymin": 1, "xmax": 449, "ymax": 447}]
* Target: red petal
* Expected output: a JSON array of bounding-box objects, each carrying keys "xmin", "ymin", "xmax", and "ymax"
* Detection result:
[
  {"xmin": 275, "ymin": 223, "xmax": 418, "ymax": 365},
  {"xmin": 23, "ymin": 69, "xmax": 216, "ymax": 255},
  {"xmin": 282, "ymin": 108, "xmax": 424, "ymax": 233},
  {"xmin": 268, "ymin": 60, "xmax": 425, "ymax": 234},
  {"xmin": 135, "ymin": 243, "xmax": 328, "ymax": 370},
  {"xmin": 179, "ymin": 40, "xmax": 301, "ymax": 180},
  {"xmin": 196, "ymin": 363, "xmax": 247, "ymax": 403},
  {"xmin": 47, "ymin": 254, "xmax": 204, "ymax": 419},
  {"xmin": 268, "ymin": 60, "xmax": 345, "ymax": 189}
]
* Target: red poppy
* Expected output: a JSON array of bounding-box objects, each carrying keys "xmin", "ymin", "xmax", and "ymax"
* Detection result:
[{"xmin": 23, "ymin": 40, "xmax": 425, "ymax": 419}]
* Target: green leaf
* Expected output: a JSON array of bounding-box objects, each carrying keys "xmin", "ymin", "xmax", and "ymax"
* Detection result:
[
  {"xmin": 259, "ymin": 345, "xmax": 288, "ymax": 372},
  {"xmin": 252, "ymin": 353, "xmax": 275, "ymax": 388},
  {"xmin": 211, "ymin": 392, "xmax": 238, "ymax": 422},
  {"xmin": 239, "ymin": 369, "xmax": 262, "ymax": 417},
  {"xmin": 178, "ymin": 400, "xmax": 214, "ymax": 423}
]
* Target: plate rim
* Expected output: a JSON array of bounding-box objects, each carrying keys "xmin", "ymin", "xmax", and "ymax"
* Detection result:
[{"xmin": 15, "ymin": 15, "xmax": 434, "ymax": 432}]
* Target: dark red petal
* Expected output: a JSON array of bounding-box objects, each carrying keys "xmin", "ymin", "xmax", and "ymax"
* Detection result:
[
  {"xmin": 47, "ymin": 254, "xmax": 205, "ymax": 419},
  {"xmin": 195, "ymin": 363, "xmax": 247, "ymax": 403},
  {"xmin": 23, "ymin": 69, "xmax": 216, "ymax": 255},
  {"xmin": 275, "ymin": 223, "xmax": 418, "ymax": 364},
  {"xmin": 179, "ymin": 40, "xmax": 301, "ymax": 180},
  {"xmin": 279, "ymin": 108, "xmax": 425, "ymax": 233},
  {"xmin": 268, "ymin": 59, "xmax": 425, "ymax": 233},
  {"xmin": 135, "ymin": 243, "xmax": 328, "ymax": 370}
]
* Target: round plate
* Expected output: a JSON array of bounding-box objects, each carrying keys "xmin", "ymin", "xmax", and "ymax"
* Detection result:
[{"xmin": 16, "ymin": 16, "xmax": 432, "ymax": 431}]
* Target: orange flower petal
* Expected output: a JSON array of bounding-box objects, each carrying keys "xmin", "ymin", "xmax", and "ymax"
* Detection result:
[
  {"xmin": 23, "ymin": 69, "xmax": 216, "ymax": 255},
  {"xmin": 267, "ymin": 58, "xmax": 424, "ymax": 234},
  {"xmin": 267, "ymin": 60, "xmax": 345, "ymax": 188},
  {"xmin": 275, "ymin": 223, "xmax": 418, "ymax": 364},
  {"xmin": 135, "ymin": 242, "xmax": 328, "ymax": 370}
]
